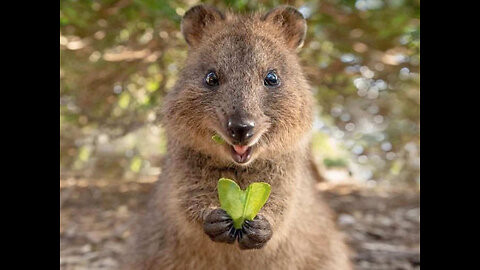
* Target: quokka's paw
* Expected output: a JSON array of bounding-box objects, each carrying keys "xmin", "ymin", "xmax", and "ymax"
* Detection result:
[
  {"xmin": 238, "ymin": 214, "xmax": 272, "ymax": 250},
  {"xmin": 203, "ymin": 208, "xmax": 236, "ymax": 244}
]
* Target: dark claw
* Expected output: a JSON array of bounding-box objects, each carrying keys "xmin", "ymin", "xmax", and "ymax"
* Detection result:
[
  {"xmin": 203, "ymin": 208, "xmax": 236, "ymax": 244},
  {"xmin": 204, "ymin": 220, "xmax": 232, "ymax": 236},
  {"xmin": 244, "ymin": 215, "xmax": 270, "ymax": 229},
  {"xmin": 238, "ymin": 215, "xmax": 272, "ymax": 250},
  {"xmin": 204, "ymin": 210, "xmax": 273, "ymax": 248},
  {"xmin": 210, "ymin": 228, "xmax": 236, "ymax": 243}
]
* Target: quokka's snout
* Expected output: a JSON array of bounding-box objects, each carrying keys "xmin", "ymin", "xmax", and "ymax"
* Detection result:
[
  {"xmin": 215, "ymin": 109, "xmax": 270, "ymax": 164},
  {"xmin": 226, "ymin": 113, "xmax": 255, "ymax": 145},
  {"xmin": 216, "ymin": 104, "xmax": 270, "ymax": 145}
]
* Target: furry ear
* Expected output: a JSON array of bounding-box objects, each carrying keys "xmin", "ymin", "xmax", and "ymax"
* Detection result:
[
  {"xmin": 181, "ymin": 5, "xmax": 225, "ymax": 47},
  {"xmin": 261, "ymin": 6, "xmax": 307, "ymax": 50}
]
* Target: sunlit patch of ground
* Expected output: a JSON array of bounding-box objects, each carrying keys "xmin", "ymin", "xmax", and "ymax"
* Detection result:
[{"xmin": 60, "ymin": 175, "xmax": 419, "ymax": 270}]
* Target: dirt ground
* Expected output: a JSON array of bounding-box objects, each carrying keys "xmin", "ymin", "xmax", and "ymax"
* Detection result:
[{"xmin": 60, "ymin": 178, "xmax": 420, "ymax": 270}]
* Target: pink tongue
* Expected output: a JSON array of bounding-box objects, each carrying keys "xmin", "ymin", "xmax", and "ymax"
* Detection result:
[{"xmin": 233, "ymin": 145, "xmax": 248, "ymax": 155}]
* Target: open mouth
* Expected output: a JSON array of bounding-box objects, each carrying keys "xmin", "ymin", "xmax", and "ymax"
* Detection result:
[{"xmin": 229, "ymin": 144, "xmax": 253, "ymax": 164}]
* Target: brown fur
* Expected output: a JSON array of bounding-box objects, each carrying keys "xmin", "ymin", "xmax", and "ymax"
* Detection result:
[{"xmin": 122, "ymin": 5, "xmax": 351, "ymax": 270}]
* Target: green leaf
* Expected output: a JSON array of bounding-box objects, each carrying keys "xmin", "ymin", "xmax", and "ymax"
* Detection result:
[
  {"xmin": 243, "ymin": 183, "xmax": 271, "ymax": 221},
  {"xmin": 211, "ymin": 134, "xmax": 225, "ymax": 144},
  {"xmin": 218, "ymin": 178, "xmax": 246, "ymax": 228},
  {"xmin": 217, "ymin": 178, "xmax": 271, "ymax": 229}
]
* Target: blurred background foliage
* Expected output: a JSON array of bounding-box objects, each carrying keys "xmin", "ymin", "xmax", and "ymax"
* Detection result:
[{"xmin": 60, "ymin": 0, "xmax": 419, "ymax": 187}]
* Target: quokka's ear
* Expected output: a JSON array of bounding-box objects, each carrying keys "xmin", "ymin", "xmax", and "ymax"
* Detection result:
[
  {"xmin": 261, "ymin": 6, "xmax": 307, "ymax": 50},
  {"xmin": 181, "ymin": 5, "xmax": 225, "ymax": 47}
]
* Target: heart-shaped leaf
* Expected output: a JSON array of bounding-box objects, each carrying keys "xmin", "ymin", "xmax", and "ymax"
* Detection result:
[{"xmin": 217, "ymin": 178, "xmax": 271, "ymax": 229}]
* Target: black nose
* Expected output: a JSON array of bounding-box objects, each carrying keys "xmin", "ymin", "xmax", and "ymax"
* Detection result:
[{"xmin": 227, "ymin": 117, "xmax": 255, "ymax": 143}]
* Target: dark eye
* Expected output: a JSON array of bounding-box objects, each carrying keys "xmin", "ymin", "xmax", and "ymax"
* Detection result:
[
  {"xmin": 264, "ymin": 70, "xmax": 280, "ymax": 87},
  {"xmin": 205, "ymin": 71, "xmax": 219, "ymax": 87}
]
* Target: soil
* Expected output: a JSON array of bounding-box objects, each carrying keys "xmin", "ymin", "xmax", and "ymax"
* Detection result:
[{"xmin": 60, "ymin": 178, "xmax": 420, "ymax": 270}]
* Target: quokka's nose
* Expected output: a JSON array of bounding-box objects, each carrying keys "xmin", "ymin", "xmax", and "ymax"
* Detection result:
[{"xmin": 227, "ymin": 117, "xmax": 255, "ymax": 144}]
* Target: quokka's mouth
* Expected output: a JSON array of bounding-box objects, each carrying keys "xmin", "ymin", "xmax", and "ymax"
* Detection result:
[
  {"xmin": 229, "ymin": 145, "xmax": 253, "ymax": 164},
  {"xmin": 211, "ymin": 130, "xmax": 261, "ymax": 164}
]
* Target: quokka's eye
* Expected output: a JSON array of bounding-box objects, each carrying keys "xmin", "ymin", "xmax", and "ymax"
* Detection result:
[
  {"xmin": 205, "ymin": 71, "xmax": 219, "ymax": 87},
  {"xmin": 264, "ymin": 70, "xmax": 280, "ymax": 87}
]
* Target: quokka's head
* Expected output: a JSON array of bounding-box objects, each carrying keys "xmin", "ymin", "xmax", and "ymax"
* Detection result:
[{"xmin": 163, "ymin": 5, "xmax": 314, "ymax": 166}]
